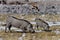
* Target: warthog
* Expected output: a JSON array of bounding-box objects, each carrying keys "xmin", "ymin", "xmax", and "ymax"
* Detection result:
[
  {"xmin": 5, "ymin": 16, "xmax": 35, "ymax": 33},
  {"xmin": 35, "ymin": 18, "xmax": 50, "ymax": 31}
]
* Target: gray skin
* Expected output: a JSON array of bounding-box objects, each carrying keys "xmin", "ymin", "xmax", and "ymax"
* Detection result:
[
  {"xmin": 5, "ymin": 16, "xmax": 35, "ymax": 33},
  {"xmin": 35, "ymin": 18, "xmax": 50, "ymax": 31}
]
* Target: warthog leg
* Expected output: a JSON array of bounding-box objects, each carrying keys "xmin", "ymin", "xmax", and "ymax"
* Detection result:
[
  {"xmin": 43, "ymin": 26, "xmax": 50, "ymax": 31},
  {"xmin": 8, "ymin": 25, "xmax": 12, "ymax": 32},
  {"xmin": 22, "ymin": 28, "xmax": 27, "ymax": 33},
  {"xmin": 5, "ymin": 24, "xmax": 12, "ymax": 32},
  {"xmin": 35, "ymin": 24, "xmax": 39, "ymax": 30},
  {"xmin": 5, "ymin": 26, "xmax": 8, "ymax": 32}
]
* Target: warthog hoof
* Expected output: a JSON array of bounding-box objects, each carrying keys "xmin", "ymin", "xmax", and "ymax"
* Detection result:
[{"xmin": 31, "ymin": 30, "xmax": 35, "ymax": 33}]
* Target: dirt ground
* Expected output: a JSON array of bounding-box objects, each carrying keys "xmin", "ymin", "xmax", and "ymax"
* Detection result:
[{"xmin": 0, "ymin": 29, "xmax": 60, "ymax": 40}]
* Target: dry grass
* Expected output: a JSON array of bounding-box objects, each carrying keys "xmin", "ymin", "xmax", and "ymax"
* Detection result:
[
  {"xmin": 0, "ymin": 31, "xmax": 22, "ymax": 40},
  {"xmin": 0, "ymin": 25, "xmax": 60, "ymax": 40},
  {"xmin": 0, "ymin": 14, "xmax": 60, "ymax": 40},
  {"xmin": 0, "ymin": 14, "xmax": 60, "ymax": 22},
  {"xmin": 50, "ymin": 25, "xmax": 60, "ymax": 30},
  {"xmin": 0, "ymin": 30, "xmax": 60, "ymax": 40}
]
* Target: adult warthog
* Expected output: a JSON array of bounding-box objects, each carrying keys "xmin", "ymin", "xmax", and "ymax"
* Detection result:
[
  {"xmin": 5, "ymin": 16, "xmax": 35, "ymax": 33},
  {"xmin": 35, "ymin": 18, "xmax": 50, "ymax": 31}
]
